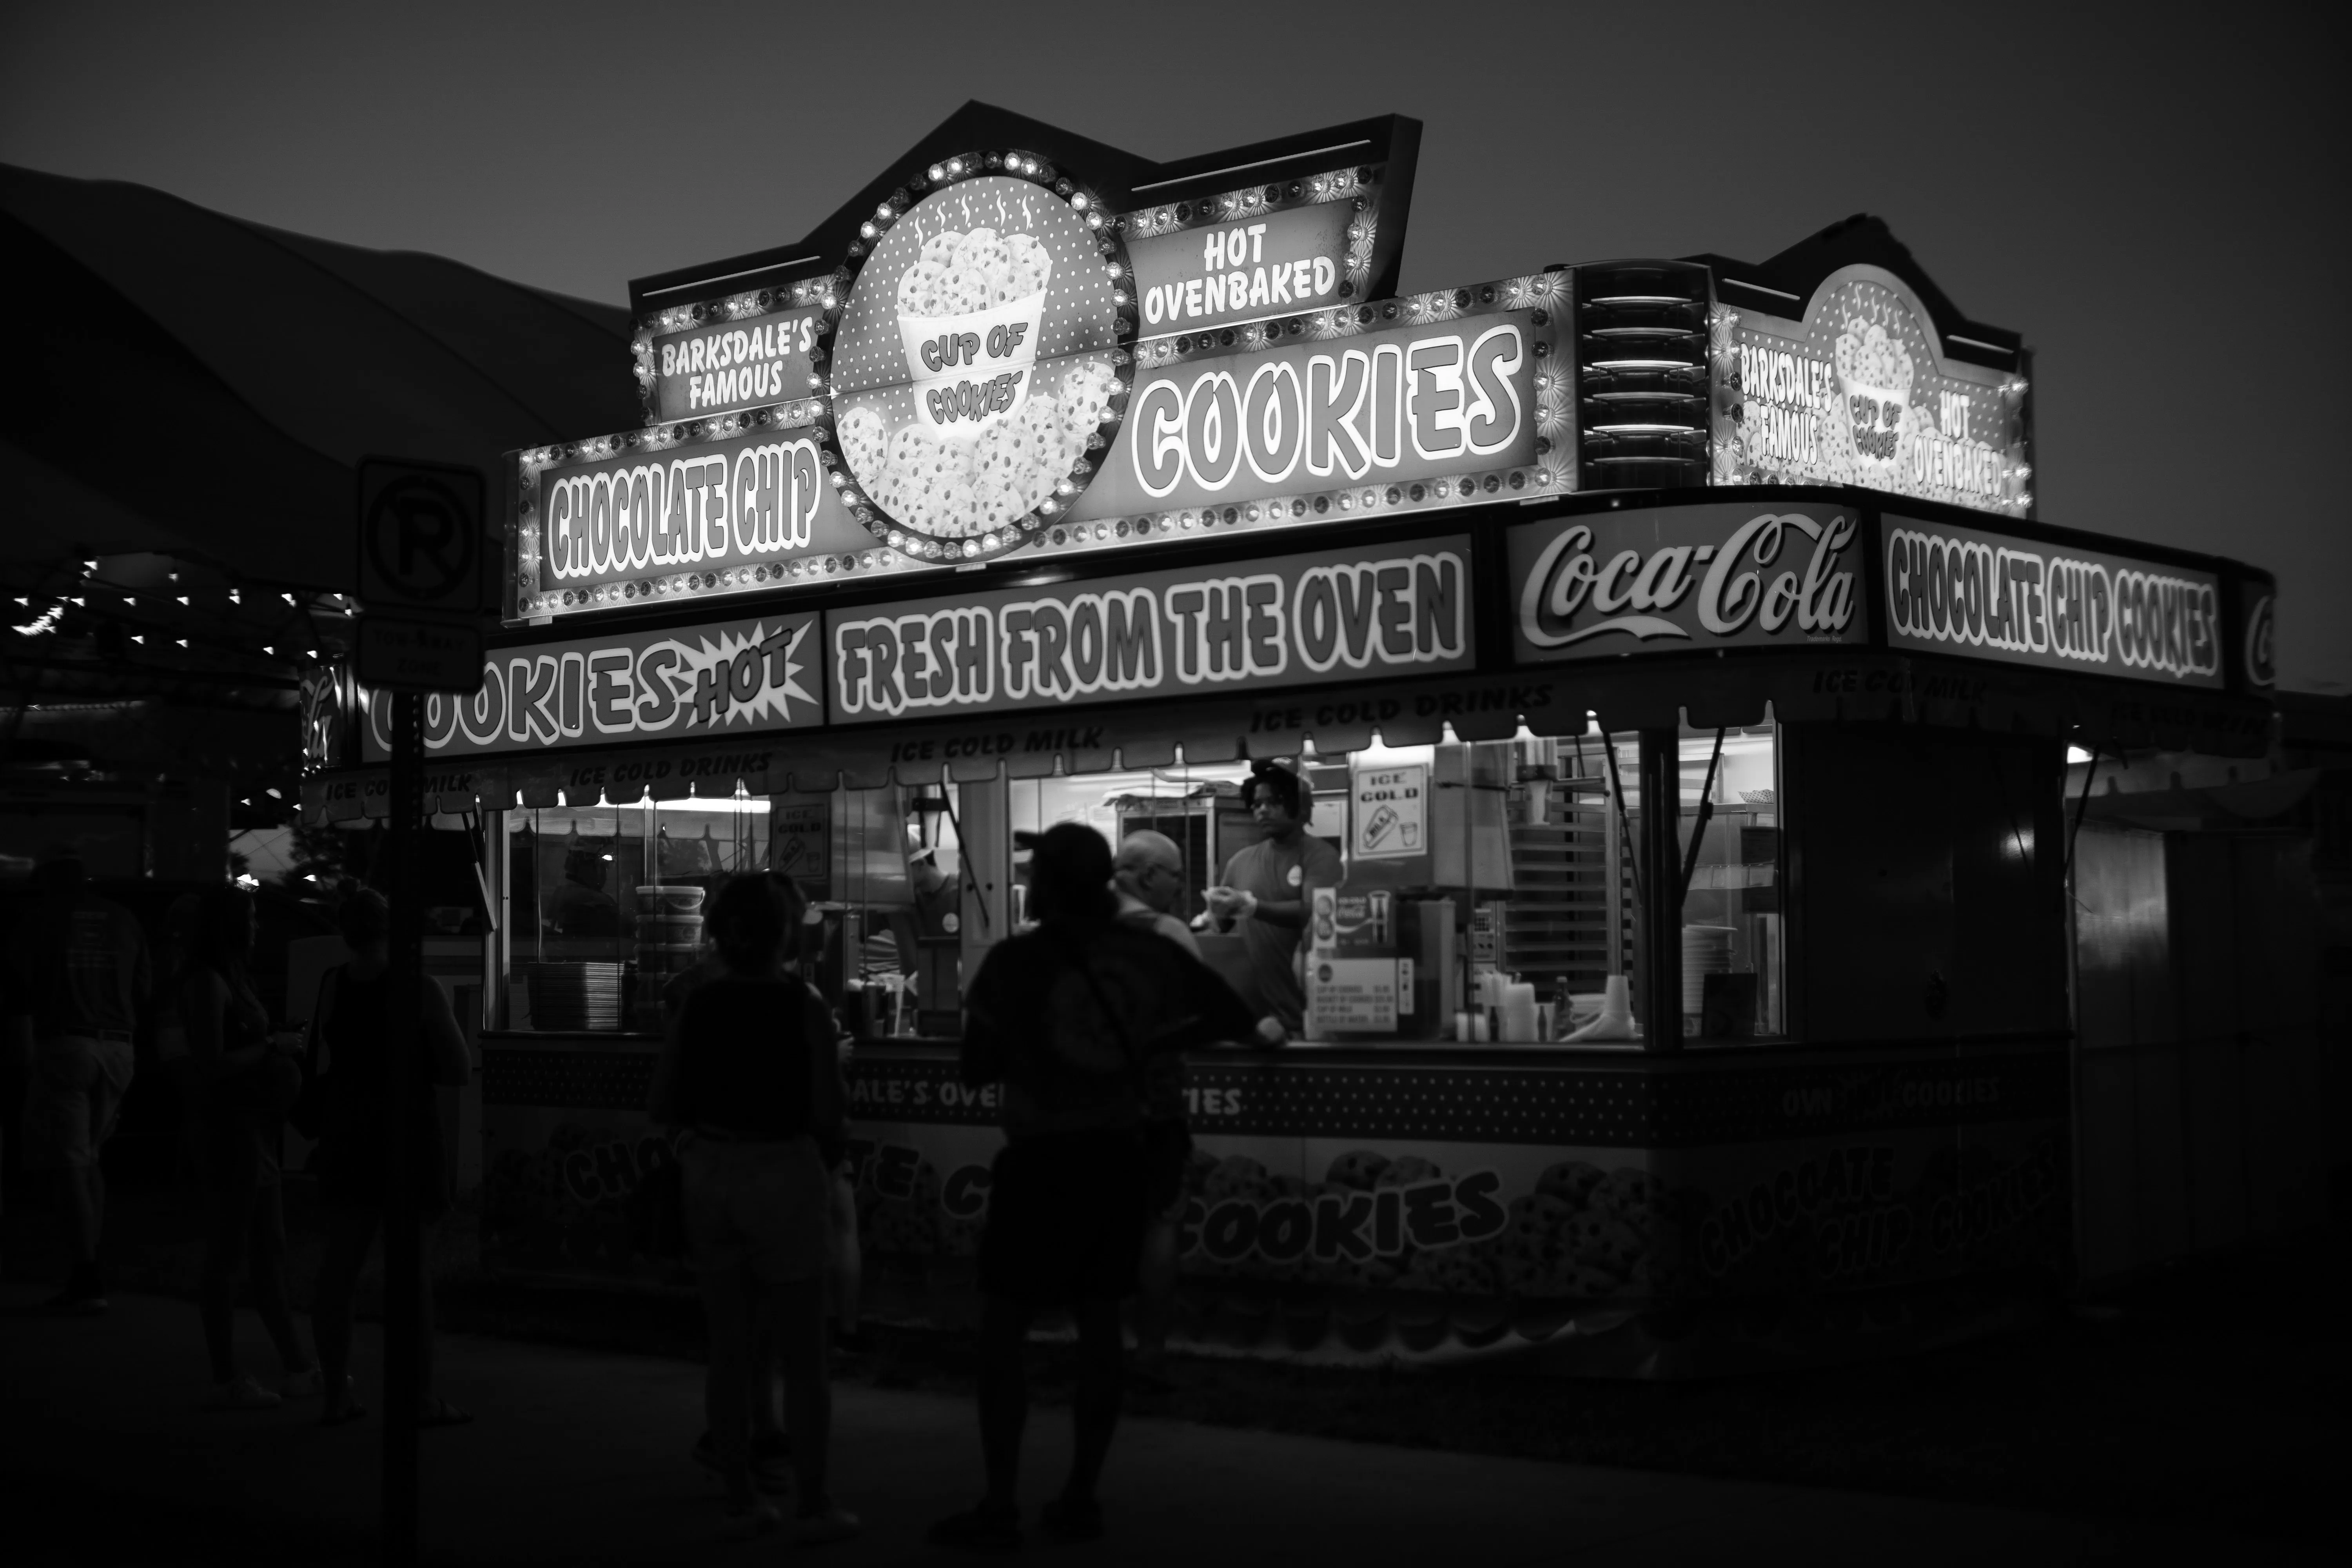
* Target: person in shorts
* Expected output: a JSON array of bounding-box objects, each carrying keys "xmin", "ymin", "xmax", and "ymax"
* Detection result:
[
  {"xmin": 5, "ymin": 851, "xmax": 149, "ymax": 1314},
  {"xmin": 652, "ymin": 873, "xmax": 858, "ymax": 1548},
  {"xmin": 651, "ymin": 894, "xmax": 853, "ymax": 1496},
  {"xmin": 929, "ymin": 824, "xmax": 1260, "ymax": 1552}
]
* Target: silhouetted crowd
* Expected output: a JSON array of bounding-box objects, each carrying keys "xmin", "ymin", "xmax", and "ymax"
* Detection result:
[{"xmin": 8, "ymin": 822, "xmax": 1269, "ymax": 1550}]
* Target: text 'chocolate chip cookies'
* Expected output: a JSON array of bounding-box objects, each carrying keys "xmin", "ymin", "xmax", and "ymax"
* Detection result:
[{"xmin": 828, "ymin": 170, "xmax": 1129, "ymax": 555}]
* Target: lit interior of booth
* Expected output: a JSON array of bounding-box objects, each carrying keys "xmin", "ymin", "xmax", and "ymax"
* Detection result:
[{"xmin": 494, "ymin": 723, "xmax": 1785, "ymax": 1047}]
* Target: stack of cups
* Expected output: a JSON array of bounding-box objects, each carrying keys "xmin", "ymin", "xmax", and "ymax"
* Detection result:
[{"xmin": 1682, "ymin": 925, "xmax": 1736, "ymax": 1020}]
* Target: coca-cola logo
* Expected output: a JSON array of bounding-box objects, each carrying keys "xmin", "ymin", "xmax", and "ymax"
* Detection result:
[
  {"xmin": 2244, "ymin": 593, "xmax": 2275, "ymax": 688},
  {"xmin": 1517, "ymin": 510, "xmax": 1858, "ymax": 650}
]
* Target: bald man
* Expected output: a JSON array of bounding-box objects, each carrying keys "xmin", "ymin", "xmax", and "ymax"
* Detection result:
[
  {"xmin": 1111, "ymin": 833, "xmax": 1209, "ymax": 1389},
  {"xmin": 1111, "ymin": 832, "xmax": 1198, "ymax": 957}
]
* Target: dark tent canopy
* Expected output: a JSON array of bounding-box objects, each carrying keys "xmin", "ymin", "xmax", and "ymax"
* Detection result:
[{"xmin": 1, "ymin": 163, "xmax": 641, "ymax": 798}]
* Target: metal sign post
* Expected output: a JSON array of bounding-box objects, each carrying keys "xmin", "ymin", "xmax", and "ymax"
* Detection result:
[
  {"xmin": 1638, "ymin": 728, "xmax": 1683, "ymax": 1054},
  {"xmin": 352, "ymin": 456, "xmax": 486, "ymax": 1568},
  {"xmin": 384, "ymin": 690, "xmax": 424, "ymax": 1567}
]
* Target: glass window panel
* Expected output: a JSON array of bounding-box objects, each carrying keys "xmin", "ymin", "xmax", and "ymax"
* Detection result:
[
  {"xmin": 1675, "ymin": 724, "xmax": 1784, "ymax": 1043},
  {"xmin": 499, "ymin": 786, "xmax": 769, "ymax": 1033}
]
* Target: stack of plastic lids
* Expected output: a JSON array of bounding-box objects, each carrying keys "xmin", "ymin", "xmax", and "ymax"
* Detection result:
[
  {"xmin": 526, "ymin": 962, "xmax": 625, "ymax": 1031},
  {"xmin": 1681, "ymin": 926, "xmax": 1735, "ymax": 1014},
  {"xmin": 635, "ymin": 884, "xmax": 706, "ymax": 1029},
  {"xmin": 634, "ymin": 885, "xmax": 707, "ymax": 985}
]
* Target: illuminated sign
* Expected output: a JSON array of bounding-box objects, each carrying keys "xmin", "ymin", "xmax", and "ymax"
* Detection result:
[
  {"xmin": 1880, "ymin": 516, "xmax": 2223, "ymax": 688},
  {"xmin": 1053, "ymin": 274, "xmax": 1566, "ymax": 542},
  {"xmin": 510, "ymin": 274, "xmax": 1566, "ymax": 624},
  {"xmin": 826, "ymin": 151, "xmax": 1132, "ymax": 563},
  {"xmin": 510, "ymin": 410, "xmax": 932, "ymax": 619},
  {"xmin": 1508, "ymin": 502, "xmax": 1862, "ymax": 663},
  {"xmin": 1711, "ymin": 265, "xmax": 2031, "ymax": 519},
  {"xmin": 827, "ymin": 538, "xmax": 1474, "ymax": 724},
  {"xmin": 1121, "ymin": 163, "xmax": 1388, "ymax": 339},
  {"xmin": 636, "ymin": 297, "xmax": 826, "ymax": 423},
  {"xmin": 361, "ymin": 611, "xmax": 822, "ymax": 760}
]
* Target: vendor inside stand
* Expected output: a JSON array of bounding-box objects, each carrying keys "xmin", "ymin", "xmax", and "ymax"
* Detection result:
[
  {"xmin": 836, "ymin": 724, "xmax": 1779, "ymax": 1047},
  {"xmin": 549, "ymin": 835, "xmax": 621, "ymax": 938},
  {"xmin": 1203, "ymin": 759, "xmax": 1344, "ymax": 1034}
]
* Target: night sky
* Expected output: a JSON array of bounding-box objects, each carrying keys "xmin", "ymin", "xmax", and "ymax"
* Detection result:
[{"xmin": 4, "ymin": 1, "xmax": 2343, "ymax": 691}]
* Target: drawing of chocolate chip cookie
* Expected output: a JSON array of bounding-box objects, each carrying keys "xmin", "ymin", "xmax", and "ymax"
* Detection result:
[{"xmin": 1324, "ymin": 1150, "xmax": 1390, "ymax": 1191}]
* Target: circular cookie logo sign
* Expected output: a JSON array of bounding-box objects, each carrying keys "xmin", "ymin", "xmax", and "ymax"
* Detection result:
[{"xmin": 826, "ymin": 152, "xmax": 1131, "ymax": 563}]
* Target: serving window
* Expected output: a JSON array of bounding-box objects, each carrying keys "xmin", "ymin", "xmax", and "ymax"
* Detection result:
[
  {"xmin": 796, "ymin": 723, "xmax": 1784, "ymax": 1047},
  {"xmin": 485, "ymin": 721, "xmax": 1786, "ymax": 1047}
]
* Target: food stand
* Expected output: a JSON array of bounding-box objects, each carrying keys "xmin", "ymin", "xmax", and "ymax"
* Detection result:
[{"xmin": 301, "ymin": 107, "xmax": 2279, "ymax": 1373}]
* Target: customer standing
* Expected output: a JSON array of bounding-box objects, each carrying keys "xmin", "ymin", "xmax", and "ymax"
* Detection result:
[
  {"xmin": 931, "ymin": 824, "xmax": 1262, "ymax": 1551},
  {"xmin": 150, "ymin": 893, "xmax": 207, "ymax": 1171},
  {"xmin": 656, "ymin": 917, "xmax": 789, "ymax": 1496},
  {"xmin": 4, "ymin": 850, "xmax": 149, "ymax": 1314},
  {"xmin": 307, "ymin": 889, "xmax": 474, "ymax": 1428},
  {"xmin": 1113, "ymin": 832, "xmax": 1288, "ymax": 1390},
  {"xmin": 181, "ymin": 882, "xmax": 319, "ymax": 1409},
  {"xmin": 651, "ymin": 872, "xmax": 858, "ymax": 1546}
]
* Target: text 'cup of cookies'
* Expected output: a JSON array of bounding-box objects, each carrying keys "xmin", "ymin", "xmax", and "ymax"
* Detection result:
[
  {"xmin": 1833, "ymin": 319, "xmax": 1914, "ymax": 465},
  {"xmin": 896, "ymin": 226, "xmax": 1054, "ymax": 438}
]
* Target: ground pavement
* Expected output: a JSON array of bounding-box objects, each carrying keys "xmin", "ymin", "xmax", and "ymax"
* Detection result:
[{"xmin": 0, "ymin": 1284, "xmax": 2311, "ymax": 1567}]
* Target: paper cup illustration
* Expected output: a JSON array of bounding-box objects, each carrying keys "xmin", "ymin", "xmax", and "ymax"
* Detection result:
[
  {"xmin": 1834, "ymin": 319, "xmax": 1913, "ymax": 465},
  {"xmin": 829, "ymin": 172, "xmax": 1125, "ymax": 547},
  {"xmin": 894, "ymin": 226, "xmax": 1053, "ymax": 438}
]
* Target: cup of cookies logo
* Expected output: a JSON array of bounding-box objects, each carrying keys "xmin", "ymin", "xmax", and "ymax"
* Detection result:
[
  {"xmin": 1834, "ymin": 315, "xmax": 1914, "ymax": 468},
  {"xmin": 1813, "ymin": 278, "xmax": 1937, "ymax": 485},
  {"xmin": 824, "ymin": 151, "xmax": 1132, "ymax": 562}
]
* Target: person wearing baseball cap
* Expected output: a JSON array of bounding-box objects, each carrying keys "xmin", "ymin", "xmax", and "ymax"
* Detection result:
[
  {"xmin": 932, "ymin": 821, "xmax": 1260, "ymax": 1552},
  {"xmin": 1201, "ymin": 758, "xmax": 1343, "ymax": 1036}
]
